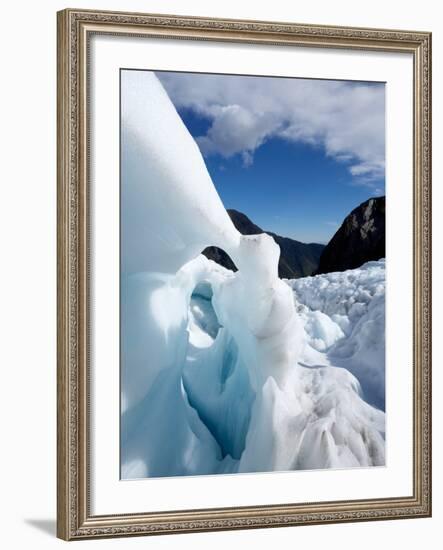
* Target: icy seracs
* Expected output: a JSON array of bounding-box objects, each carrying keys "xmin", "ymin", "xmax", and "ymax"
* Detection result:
[{"xmin": 121, "ymin": 70, "xmax": 385, "ymax": 479}]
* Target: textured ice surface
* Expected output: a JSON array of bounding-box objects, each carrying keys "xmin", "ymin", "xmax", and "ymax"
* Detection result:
[
  {"xmin": 288, "ymin": 260, "xmax": 386, "ymax": 409},
  {"xmin": 120, "ymin": 70, "xmax": 385, "ymax": 479}
]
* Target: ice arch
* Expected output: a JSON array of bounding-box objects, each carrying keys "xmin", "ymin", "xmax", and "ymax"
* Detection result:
[{"xmin": 120, "ymin": 70, "xmax": 385, "ymax": 478}]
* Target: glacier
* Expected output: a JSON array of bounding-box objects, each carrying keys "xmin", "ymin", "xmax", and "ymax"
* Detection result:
[{"xmin": 120, "ymin": 70, "xmax": 385, "ymax": 479}]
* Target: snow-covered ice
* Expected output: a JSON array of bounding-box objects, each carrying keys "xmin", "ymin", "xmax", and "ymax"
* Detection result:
[
  {"xmin": 288, "ymin": 260, "xmax": 386, "ymax": 410},
  {"xmin": 120, "ymin": 70, "xmax": 385, "ymax": 479}
]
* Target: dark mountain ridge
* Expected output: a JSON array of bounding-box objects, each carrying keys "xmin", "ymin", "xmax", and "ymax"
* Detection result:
[
  {"xmin": 315, "ymin": 196, "xmax": 385, "ymax": 275},
  {"xmin": 203, "ymin": 209, "xmax": 325, "ymax": 279}
]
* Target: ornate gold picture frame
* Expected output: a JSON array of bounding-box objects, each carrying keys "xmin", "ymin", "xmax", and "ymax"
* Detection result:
[{"xmin": 57, "ymin": 8, "xmax": 431, "ymax": 540}]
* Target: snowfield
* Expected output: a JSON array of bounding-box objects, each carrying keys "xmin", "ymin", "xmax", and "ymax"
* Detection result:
[{"xmin": 120, "ymin": 70, "xmax": 385, "ymax": 479}]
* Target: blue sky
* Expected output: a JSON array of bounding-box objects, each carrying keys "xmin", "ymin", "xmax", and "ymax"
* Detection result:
[{"xmin": 158, "ymin": 71, "xmax": 385, "ymax": 244}]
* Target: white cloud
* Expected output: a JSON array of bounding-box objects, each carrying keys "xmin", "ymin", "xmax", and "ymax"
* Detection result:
[
  {"xmin": 241, "ymin": 151, "xmax": 254, "ymax": 168},
  {"xmin": 157, "ymin": 72, "xmax": 385, "ymax": 184}
]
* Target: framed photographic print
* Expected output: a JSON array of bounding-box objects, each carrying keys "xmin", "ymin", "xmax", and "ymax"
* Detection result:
[{"xmin": 57, "ymin": 8, "xmax": 432, "ymax": 540}]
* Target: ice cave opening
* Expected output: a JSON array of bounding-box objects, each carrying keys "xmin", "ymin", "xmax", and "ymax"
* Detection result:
[
  {"xmin": 188, "ymin": 279, "xmax": 222, "ymax": 346},
  {"xmin": 183, "ymin": 267, "xmax": 255, "ymax": 462}
]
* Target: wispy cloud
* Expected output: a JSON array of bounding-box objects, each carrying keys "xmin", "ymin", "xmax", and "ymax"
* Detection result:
[{"xmin": 157, "ymin": 72, "xmax": 385, "ymax": 186}]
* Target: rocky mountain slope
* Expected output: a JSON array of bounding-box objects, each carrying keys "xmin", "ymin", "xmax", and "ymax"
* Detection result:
[{"xmin": 316, "ymin": 196, "xmax": 385, "ymax": 275}]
